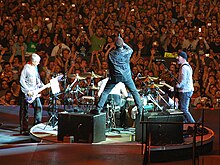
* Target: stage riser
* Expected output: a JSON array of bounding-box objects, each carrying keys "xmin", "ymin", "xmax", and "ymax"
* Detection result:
[
  {"xmin": 146, "ymin": 141, "xmax": 213, "ymax": 162},
  {"xmin": 135, "ymin": 112, "xmax": 183, "ymax": 145},
  {"xmin": 57, "ymin": 112, "xmax": 106, "ymax": 143}
]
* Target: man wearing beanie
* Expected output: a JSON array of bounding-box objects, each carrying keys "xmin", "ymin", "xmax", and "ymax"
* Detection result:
[
  {"xmin": 91, "ymin": 34, "xmax": 142, "ymax": 117},
  {"xmin": 176, "ymin": 51, "xmax": 195, "ymax": 123},
  {"xmin": 19, "ymin": 53, "xmax": 46, "ymax": 135}
]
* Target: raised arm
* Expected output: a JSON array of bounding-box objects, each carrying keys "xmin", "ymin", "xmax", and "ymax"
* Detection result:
[
  {"xmin": 88, "ymin": 15, "xmax": 96, "ymax": 37},
  {"xmin": 104, "ymin": 43, "xmax": 115, "ymax": 61},
  {"xmin": 123, "ymin": 42, "xmax": 133, "ymax": 55}
]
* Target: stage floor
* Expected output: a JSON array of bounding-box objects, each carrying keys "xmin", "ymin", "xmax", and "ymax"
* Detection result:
[
  {"xmin": 28, "ymin": 121, "xmax": 215, "ymax": 162},
  {"xmin": 0, "ymin": 106, "xmax": 219, "ymax": 165}
]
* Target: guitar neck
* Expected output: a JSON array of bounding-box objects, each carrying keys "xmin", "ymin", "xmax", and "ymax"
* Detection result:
[
  {"xmin": 36, "ymin": 83, "xmax": 50, "ymax": 94},
  {"xmin": 160, "ymin": 82, "xmax": 173, "ymax": 90},
  {"xmin": 164, "ymin": 83, "xmax": 173, "ymax": 89}
]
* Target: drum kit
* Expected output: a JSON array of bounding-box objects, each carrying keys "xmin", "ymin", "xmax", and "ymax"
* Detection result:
[
  {"xmin": 45, "ymin": 71, "xmax": 103, "ymax": 128},
  {"xmin": 46, "ymin": 70, "xmax": 175, "ymax": 128},
  {"xmin": 126, "ymin": 74, "xmax": 176, "ymax": 121},
  {"xmin": 63, "ymin": 71, "xmax": 103, "ymax": 112}
]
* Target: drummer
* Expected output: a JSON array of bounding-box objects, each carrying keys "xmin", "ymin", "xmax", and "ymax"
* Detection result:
[
  {"xmin": 98, "ymin": 77, "xmax": 128, "ymax": 105},
  {"xmin": 98, "ymin": 77, "xmax": 128, "ymax": 127}
]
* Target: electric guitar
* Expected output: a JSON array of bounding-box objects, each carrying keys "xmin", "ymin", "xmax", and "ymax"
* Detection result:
[
  {"xmin": 25, "ymin": 74, "xmax": 63, "ymax": 104},
  {"xmin": 159, "ymin": 81, "xmax": 174, "ymax": 92}
]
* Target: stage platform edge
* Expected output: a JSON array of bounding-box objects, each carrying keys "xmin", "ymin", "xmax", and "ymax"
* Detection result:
[{"xmin": 29, "ymin": 122, "xmax": 214, "ymax": 162}]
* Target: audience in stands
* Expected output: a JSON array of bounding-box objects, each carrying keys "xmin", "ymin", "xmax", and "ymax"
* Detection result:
[{"xmin": 0, "ymin": 0, "xmax": 219, "ymax": 109}]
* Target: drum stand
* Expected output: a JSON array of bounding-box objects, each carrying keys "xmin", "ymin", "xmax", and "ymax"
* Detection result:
[
  {"xmin": 65, "ymin": 78, "xmax": 83, "ymax": 111},
  {"xmin": 154, "ymin": 87, "xmax": 170, "ymax": 111},
  {"xmin": 106, "ymin": 98, "xmax": 116, "ymax": 129},
  {"xmin": 73, "ymin": 83, "xmax": 84, "ymax": 102},
  {"xmin": 44, "ymin": 93, "xmax": 60, "ymax": 129},
  {"xmin": 106, "ymin": 97, "xmax": 121, "ymax": 133},
  {"xmin": 146, "ymin": 93, "xmax": 163, "ymax": 111}
]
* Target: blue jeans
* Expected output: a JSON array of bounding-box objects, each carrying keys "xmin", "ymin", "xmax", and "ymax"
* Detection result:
[
  {"xmin": 179, "ymin": 91, "xmax": 195, "ymax": 123},
  {"xmin": 97, "ymin": 78, "xmax": 142, "ymax": 113},
  {"xmin": 20, "ymin": 92, "xmax": 43, "ymax": 131}
]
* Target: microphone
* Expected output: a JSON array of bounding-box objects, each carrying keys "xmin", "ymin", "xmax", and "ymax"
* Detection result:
[{"xmin": 153, "ymin": 59, "xmax": 165, "ymax": 62}]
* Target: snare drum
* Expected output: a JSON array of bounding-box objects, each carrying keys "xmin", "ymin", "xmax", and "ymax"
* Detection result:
[
  {"xmin": 126, "ymin": 95, "xmax": 154, "ymax": 112},
  {"xmin": 126, "ymin": 97, "xmax": 135, "ymax": 107},
  {"xmin": 126, "ymin": 96, "xmax": 148, "ymax": 107},
  {"xmin": 143, "ymin": 103, "xmax": 154, "ymax": 111},
  {"xmin": 81, "ymin": 96, "xmax": 95, "ymax": 105}
]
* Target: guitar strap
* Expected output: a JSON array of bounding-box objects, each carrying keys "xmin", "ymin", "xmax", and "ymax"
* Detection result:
[
  {"xmin": 180, "ymin": 63, "xmax": 192, "ymax": 72},
  {"xmin": 180, "ymin": 63, "xmax": 188, "ymax": 69}
]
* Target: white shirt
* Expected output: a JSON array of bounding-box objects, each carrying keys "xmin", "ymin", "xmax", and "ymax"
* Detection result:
[
  {"xmin": 51, "ymin": 43, "xmax": 70, "ymax": 56},
  {"xmin": 98, "ymin": 77, "xmax": 128, "ymax": 98},
  {"xmin": 20, "ymin": 63, "xmax": 43, "ymax": 94}
]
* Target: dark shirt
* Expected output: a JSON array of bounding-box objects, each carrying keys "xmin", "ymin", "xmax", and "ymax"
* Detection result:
[
  {"xmin": 76, "ymin": 42, "xmax": 91, "ymax": 55},
  {"xmin": 209, "ymin": 42, "xmax": 220, "ymax": 53},
  {"xmin": 167, "ymin": 43, "xmax": 182, "ymax": 53},
  {"xmin": 36, "ymin": 43, "xmax": 55, "ymax": 56},
  {"xmin": 133, "ymin": 43, "xmax": 150, "ymax": 57},
  {"xmin": 0, "ymin": 37, "xmax": 8, "ymax": 48},
  {"xmin": 108, "ymin": 43, "xmax": 133, "ymax": 82}
]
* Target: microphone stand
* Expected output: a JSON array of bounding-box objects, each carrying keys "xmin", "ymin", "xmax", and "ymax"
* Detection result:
[
  {"xmin": 64, "ymin": 75, "xmax": 79, "ymax": 111},
  {"xmin": 141, "ymin": 80, "xmax": 163, "ymax": 111},
  {"xmin": 161, "ymin": 62, "xmax": 180, "ymax": 110},
  {"xmin": 63, "ymin": 72, "xmax": 67, "ymax": 111},
  {"xmin": 154, "ymin": 88, "xmax": 170, "ymax": 109}
]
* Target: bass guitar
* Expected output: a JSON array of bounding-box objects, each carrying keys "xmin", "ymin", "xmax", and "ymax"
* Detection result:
[{"xmin": 25, "ymin": 74, "xmax": 63, "ymax": 104}]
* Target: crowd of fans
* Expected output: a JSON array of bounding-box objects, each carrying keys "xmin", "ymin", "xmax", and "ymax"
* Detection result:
[{"xmin": 0, "ymin": 0, "xmax": 219, "ymax": 109}]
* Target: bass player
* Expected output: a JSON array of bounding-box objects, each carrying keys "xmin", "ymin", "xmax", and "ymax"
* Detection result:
[{"xmin": 19, "ymin": 53, "xmax": 47, "ymax": 135}]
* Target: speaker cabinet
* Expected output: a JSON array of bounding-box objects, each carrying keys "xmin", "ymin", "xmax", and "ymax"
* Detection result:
[
  {"xmin": 58, "ymin": 112, "xmax": 106, "ymax": 143},
  {"xmin": 135, "ymin": 112, "xmax": 183, "ymax": 145}
]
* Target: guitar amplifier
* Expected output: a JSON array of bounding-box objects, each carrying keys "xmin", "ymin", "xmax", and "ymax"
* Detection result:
[
  {"xmin": 135, "ymin": 112, "xmax": 183, "ymax": 145},
  {"xmin": 58, "ymin": 112, "xmax": 106, "ymax": 143}
]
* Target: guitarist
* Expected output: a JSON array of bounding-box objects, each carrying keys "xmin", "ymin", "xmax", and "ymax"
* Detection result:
[
  {"xmin": 19, "ymin": 53, "xmax": 45, "ymax": 135},
  {"xmin": 176, "ymin": 51, "xmax": 195, "ymax": 123}
]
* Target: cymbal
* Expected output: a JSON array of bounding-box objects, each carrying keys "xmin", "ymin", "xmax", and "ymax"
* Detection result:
[
  {"xmin": 151, "ymin": 84, "xmax": 164, "ymax": 88},
  {"xmin": 148, "ymin": 76, "xmax": 159, "ymax": 80},
  {"xmin": 88, "ymin": 85, "xmax": 99, "ymax": 90},
  {"xmin": 138, "ymin": 76, "xmax": 146, "ymax": 80},
  {"xmin": 79, "ymin": 72, "xmax": 103, "ymax": 79},
  {"xmin": 68, "ymin": 74, "xmax": 86, "ymax": 80},
  {"xmin": 91, "ymin": 71, "xmax": 102, "ymax": 78},
  {"xmin": 80, "ymin": 72, "xmax": 92, "ymax": 77},
  {"xmin": 136, "ymin": 76, "xmax": 158, "ymax": 80}
]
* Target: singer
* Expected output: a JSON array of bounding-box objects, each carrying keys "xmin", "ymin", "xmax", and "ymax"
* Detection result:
[{"xmin": 90, "ymin": 35, "xmax": 143, "ymax": 115}]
